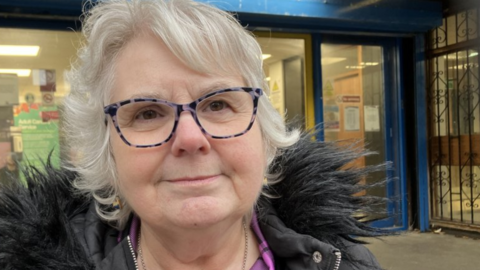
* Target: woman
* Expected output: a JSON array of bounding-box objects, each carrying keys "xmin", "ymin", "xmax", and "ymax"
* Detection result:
[{"xmin": 0, "ymin": 0, "xmax": 387, "ymax": 269}]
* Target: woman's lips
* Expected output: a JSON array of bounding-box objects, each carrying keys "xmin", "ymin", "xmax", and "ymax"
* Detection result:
[{"xmin": 166, "ymin": 175, "xmax": 220, "ymax": 186}]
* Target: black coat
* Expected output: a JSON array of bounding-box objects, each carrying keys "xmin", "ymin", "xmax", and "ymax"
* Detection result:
[{"xmin": 0, "ymin": 134, "xmax": 388, "ymax": 270}]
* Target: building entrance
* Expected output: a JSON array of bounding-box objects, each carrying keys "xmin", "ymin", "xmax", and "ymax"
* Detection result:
[{"xmin": 320, "ymin": 36, "xmax": 407, "ymax": 228}]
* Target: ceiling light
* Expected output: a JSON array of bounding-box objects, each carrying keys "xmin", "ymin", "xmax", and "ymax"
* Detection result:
[
  {"xmin": 322, "ymin": 57, "xmax": 347, "ymax": 65},
  {"xmin": 0, "ymin": 45, "xmax": 40, "ymax": 56},
  {"xmin": 262, "ymin": 54, "xmax": 271, "ymax": 60},
  {"xmin": 0, "ymin": 69, "xmax": 31, "ymax": 77},
  {"xmin": 346, "ymin": 65, "xmax": 365, "ymax": 69},
  {"xmin": 469, "ymin": 52, "xmax": 478, "ymax": 57}
]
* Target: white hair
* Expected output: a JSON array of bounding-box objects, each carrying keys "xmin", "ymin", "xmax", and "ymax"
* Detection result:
[{"xmin": 64, "ymin": 0, "xmax": 300, "ymax": 228}]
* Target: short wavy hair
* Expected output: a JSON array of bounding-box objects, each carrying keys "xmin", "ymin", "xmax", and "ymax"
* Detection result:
[{"xmin": 64, "ymin": 0, "xmax": 300, "ymax": 228}]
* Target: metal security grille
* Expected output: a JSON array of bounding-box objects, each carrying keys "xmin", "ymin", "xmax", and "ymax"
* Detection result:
[{"xmin": 428, "ymin": 7, "xmax": 480, "ymax": 227}]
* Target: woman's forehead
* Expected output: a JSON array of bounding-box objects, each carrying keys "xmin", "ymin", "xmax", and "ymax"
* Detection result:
[
  {"xmin": 110, "ymin": 77, "xmax": 245, "ymax": 103},
  {"xmin": 110, "ymin": 33, "xmax": 245, "ymax": 102}
]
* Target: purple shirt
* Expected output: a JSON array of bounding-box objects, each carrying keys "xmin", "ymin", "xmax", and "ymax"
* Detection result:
[
  {"xmin": 124, "ymin": 212, "xmax": 275, "ymax": 270},
  {"xmin": 250, "ymin": 211, "xmax": 275, "ymax": 270}
]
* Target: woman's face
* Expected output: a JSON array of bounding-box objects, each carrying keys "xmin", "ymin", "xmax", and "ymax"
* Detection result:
[{"xmin": 110, "ymin": 33, "xmax": 265, "ymax": 230}]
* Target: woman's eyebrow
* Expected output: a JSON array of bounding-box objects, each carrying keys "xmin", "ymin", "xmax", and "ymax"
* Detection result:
[
  {"xmin": 197, "ymin": 81, "xmax": 239, "ymax": 96},
  {"xmin": 129, "ymin": 92, "xmax": 167, "ymax": 100},
  {"xmin": 126, "ymin": 81, "xmax": 238, "ymax": 100}
]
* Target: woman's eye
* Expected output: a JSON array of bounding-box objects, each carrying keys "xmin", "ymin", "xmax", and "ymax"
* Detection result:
[
  {"xmin": 209, "ymin": 101, "xmax": 227, "ymax": 111},
  {"xmin": 137, "ymin": 110, "xmax": 159, "ymax": 120}
]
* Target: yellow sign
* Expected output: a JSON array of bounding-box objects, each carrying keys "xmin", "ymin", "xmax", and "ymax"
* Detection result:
[
  {"xmin": 272, "ymin": 81, "xmax": 279, "ymax": 92},
  {"xmin": 323, "ymin": 80, "xmax": 334, "ymax": 97}
]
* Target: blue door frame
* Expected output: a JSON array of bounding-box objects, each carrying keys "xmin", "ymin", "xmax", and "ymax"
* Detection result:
[
  {"xmin": 414, "ymin": 34, "xmax": 429, "ymax": 232},
  {"xmin": 314, "ymin": 35, "xmax": 409, "ymax": 230}
]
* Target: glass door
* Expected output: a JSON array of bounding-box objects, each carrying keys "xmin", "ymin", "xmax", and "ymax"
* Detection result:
[
  {"xmin": 254, "ymin": 32, "xmax": 315, "ymax": 130},
  {"xmin": 320, "ymin": 37, "xmax": 406, "ymax": 228}
]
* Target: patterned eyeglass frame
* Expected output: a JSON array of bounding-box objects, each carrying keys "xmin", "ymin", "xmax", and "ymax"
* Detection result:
[{"xmin": 104, "ymin": 87, "xmax": 263, "ymax": 148}]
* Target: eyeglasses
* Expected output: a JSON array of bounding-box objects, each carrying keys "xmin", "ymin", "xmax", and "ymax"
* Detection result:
[{"xmin": 104, "ymin": 87, "xmax": 263, "ymax": 148}]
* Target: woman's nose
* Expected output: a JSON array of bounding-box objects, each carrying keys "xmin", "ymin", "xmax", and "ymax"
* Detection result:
[{"xmin": 170, "ymin": 111, "xmax": 211, "ymax": 156}]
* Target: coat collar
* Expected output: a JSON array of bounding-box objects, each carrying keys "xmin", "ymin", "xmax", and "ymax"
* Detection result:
[{"xmin": 257, "ymin": 198, "xmax": 342, "ymax": 270}]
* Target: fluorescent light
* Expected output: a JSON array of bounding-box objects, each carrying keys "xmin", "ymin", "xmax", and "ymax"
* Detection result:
[
  {"xmin": 265, "ymin": 77, "xmax": 271, "ymax": 81},
  {"xmin": 0, "ymin": 69, "xmax": 31, "ymax": 77},
  {"xmin": 359, "ymin": 62, "xmax": 379, "ymax": 66},
  {"xmin": 322, "ymin": 57, "xmax": 346, "ymax": 65},
  {"xmin": 0, "ymin": 45, "xmax": 39, "ymax": 56},
  {"xmin": 446, "ymin": 52, "xmax": 475, "ymax": 59},
  {"xmin": 346, "ymin": 65, "xmax": 365, "ymax": 69},
  {"xmin": 262, "ymin": 54, "xmax": 271, "ymax": 60}
]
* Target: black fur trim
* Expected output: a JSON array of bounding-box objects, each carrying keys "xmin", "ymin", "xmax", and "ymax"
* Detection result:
[
  {"xmin": 263, "ymin": 132, "xmax": 394, "ymax": 264},
  {"xmin": 0, "ymin": 161, "xmax": 94, "ymax": 270}
]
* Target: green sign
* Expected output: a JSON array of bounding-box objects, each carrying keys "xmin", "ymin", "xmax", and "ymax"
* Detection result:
[{"xmin": 14, "ymin": 103, "xmax": 60, "ymax": 172}]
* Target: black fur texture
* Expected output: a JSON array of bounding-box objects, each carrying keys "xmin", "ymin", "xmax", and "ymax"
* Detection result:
[
  {"xmin": 0, "ymin": 162, "xmax": 94, "ymax": 270},
  {"xmin": 264, "ymin": 132, "xmax": 393, "ymax": 263}
]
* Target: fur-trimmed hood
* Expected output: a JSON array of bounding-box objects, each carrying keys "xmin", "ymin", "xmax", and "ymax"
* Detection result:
[
  {"xmin": 0, "ymin": 133, "xmax": 389, "ymax": 270},
  {"xmin": 0, "ymin": 164, "xmax": 94, "ymax": 270}
]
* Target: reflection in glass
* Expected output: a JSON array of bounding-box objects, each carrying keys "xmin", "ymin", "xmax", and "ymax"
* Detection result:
[
  {"xmin": 257, "ymin": 37, "xmax": 306, "ymax": 128},
  {"xmin": 0, "ymin": 28, "xmax": 81, "ymax": 171},
  {"xmin": 321, "ymin": 43, "xmax": 388, "ymax": 221}
]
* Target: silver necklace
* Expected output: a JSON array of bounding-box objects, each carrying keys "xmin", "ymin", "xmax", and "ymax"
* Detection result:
[{"xmin": 128, "ymin": 219, "xmax": 249, "ymax": 270}]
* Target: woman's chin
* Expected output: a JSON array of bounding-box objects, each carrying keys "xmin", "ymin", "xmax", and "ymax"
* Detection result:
[{"xmin": 171, "ymin": 196, "xmax": 232, "ymax": 228}]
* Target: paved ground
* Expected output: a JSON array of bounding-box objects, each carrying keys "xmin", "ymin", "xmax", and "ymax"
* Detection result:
[{"xmin": 362, "ymin": 231, "xmax": 480, "ymax": 270}]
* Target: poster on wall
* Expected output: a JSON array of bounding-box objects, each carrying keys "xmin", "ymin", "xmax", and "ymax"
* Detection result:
[
  {"xmin": 364, "ymin": 105, "xmax": 380, "ymax": 132},
  {"xmin": 33, "ymin": 69, "xmax": 56, "ymax": 91},
  {"xmin": 13, "ymin": 103, "xmax": 60, "ymax": 171},
  {"xmin": 268, "ymin": 61, "xmax": 285, "ymax": 118},
  {"xmin": 323, "ymin": 80, "xmax": 340, "ymax": 132},
  {"xmin": 324, "ymin": 105, "xmax": 340, "ymax": 132},
  {"xmin": 322, "ymin": 80, "xmax": 335, "ymax": 104},
  {"xmin": 344, "ymin": 106, "xmax": 360, "ymax": 131},
  {"xmin": 270, "ymin": 81, "xmax": 282, "ymax": 110},
  {"xmin": 0, "ymin": 74, "xmax": 19, "ymax": 106}
]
